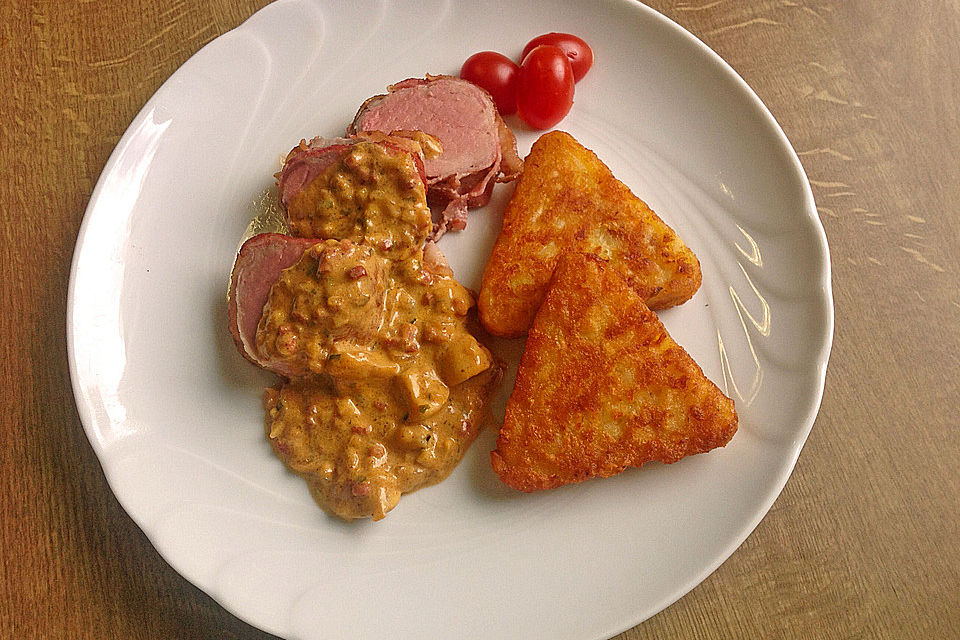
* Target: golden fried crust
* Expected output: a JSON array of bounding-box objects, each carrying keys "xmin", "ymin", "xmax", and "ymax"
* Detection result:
[
  {"xmin": 490, "ymin": 252, "xmax": 736, "ymax": 492},
  {"xmin": 478, "ymin": 131, "xmax": 701, "ymax": 337}
]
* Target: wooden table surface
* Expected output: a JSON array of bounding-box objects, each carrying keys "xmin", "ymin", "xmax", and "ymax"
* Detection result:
[{"xmin": 2, "ymin": 1, "xmax": 958, "ymax": 637}]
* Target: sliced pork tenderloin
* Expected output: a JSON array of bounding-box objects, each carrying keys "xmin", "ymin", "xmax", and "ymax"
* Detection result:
[
  {"xmin": 227, "ymin": 233, "xmax": 319, "ymax": 375},
  {"xmin": 349, "ymin": 75, "xmax": 522, "ymax": 238}
]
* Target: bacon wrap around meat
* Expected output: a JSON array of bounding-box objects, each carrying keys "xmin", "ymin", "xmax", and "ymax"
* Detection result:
[{"xmin": 348, "ymin": 75, "xmax": 523, "ymax": 239}]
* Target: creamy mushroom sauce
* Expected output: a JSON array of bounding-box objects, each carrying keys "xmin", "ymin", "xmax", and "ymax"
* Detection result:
[
  {"xmin": 256, "ymin": 140, "xmax": 497, "ymax": 521},
  {"xmin": 286, "ymin": 142, "xmax": 432, "ymax": 260}
]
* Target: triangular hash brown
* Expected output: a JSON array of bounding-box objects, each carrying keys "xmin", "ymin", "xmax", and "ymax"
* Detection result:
[
  {"xmin": 490, "ymin": 252, "xmax": 737, "ymax": 492},
  {"xmin": 478, "ymin": 131, "xmax": 701, "ymax": 337}
]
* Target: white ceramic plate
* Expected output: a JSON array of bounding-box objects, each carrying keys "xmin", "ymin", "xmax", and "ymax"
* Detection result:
[{"xmin": 68, "ymin": 1, "xmax": 833, "ymax": 638}]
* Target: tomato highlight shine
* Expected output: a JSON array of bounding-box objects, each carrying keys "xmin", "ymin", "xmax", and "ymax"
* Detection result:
[
  {"xmin": 516, "ymin": 45, "xmax": 575, "ymax": 130},
  {"xmin": 459, "ymin": 51, "xmax": 520, "ymax": 115},
  {"xmin": 521, "ymin": 33, "xmax": 594, "ymax": 83}
]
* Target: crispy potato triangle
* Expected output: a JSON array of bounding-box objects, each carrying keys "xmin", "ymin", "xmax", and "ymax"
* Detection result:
[
  {"xmin": 479, "ymin": 131, "xmax": 701, "ymax": 337},
  {"xmin": 490, "ymin": 252, "xmax": 737, "ymax": 492}
]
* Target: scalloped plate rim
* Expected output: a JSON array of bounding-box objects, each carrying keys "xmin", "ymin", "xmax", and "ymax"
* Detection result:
[{"xmin": 67, "ymin": 1, "xmax": 834, "ymax": 638}]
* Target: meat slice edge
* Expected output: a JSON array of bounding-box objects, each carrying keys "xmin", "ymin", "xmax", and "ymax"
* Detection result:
[
  {"xmin": 348, "ymin": 75, "xmax": 523, "ymax": 238},
  {"xmin": 227, "ymin": 233, "xmax": 318, "ymax": 370},
  {"xmin": 228, "ymin": 234, "xmax": 456, "ymax": 374},
  {"xmin": 276, "ymin": 134, "xmax": 430, "ymax": 210}
]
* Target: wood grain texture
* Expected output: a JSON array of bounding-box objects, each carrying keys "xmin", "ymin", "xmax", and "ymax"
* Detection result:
[{"xmin": 1, "ymin": 1, "xmax": 957, "ymax": 638}]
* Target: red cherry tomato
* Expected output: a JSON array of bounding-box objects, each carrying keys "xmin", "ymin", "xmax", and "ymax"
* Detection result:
[
  {"xmin": 516, "ymin": 44, "xmax": 575, "ymax": 130},
  {"xmin": 459, "ymin": 51, "xmax": 520, "ymax": 115},
  {"xmin": 521, "ymin": 33, "xmax": 594, "ymax": 83}
]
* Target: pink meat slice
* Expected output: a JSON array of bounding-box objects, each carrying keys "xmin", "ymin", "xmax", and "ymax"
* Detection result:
[
  {"xmin": 276, "ymin": 140, "xmax": 353, "ymax": 208},
  {"xmin": 227, "ymin": 233, "xmax": 318, "ymax": 374},
  {"xmin": 349, "ymin": 76, "xmax": 522, "ymax": 238},
  {"xmin": 228, "ymin": 234, "xmax": 457, "ymax": 379},
  {"xmin": 276, "ymin": 135, "xmax": 428, "ymax": 211}
]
